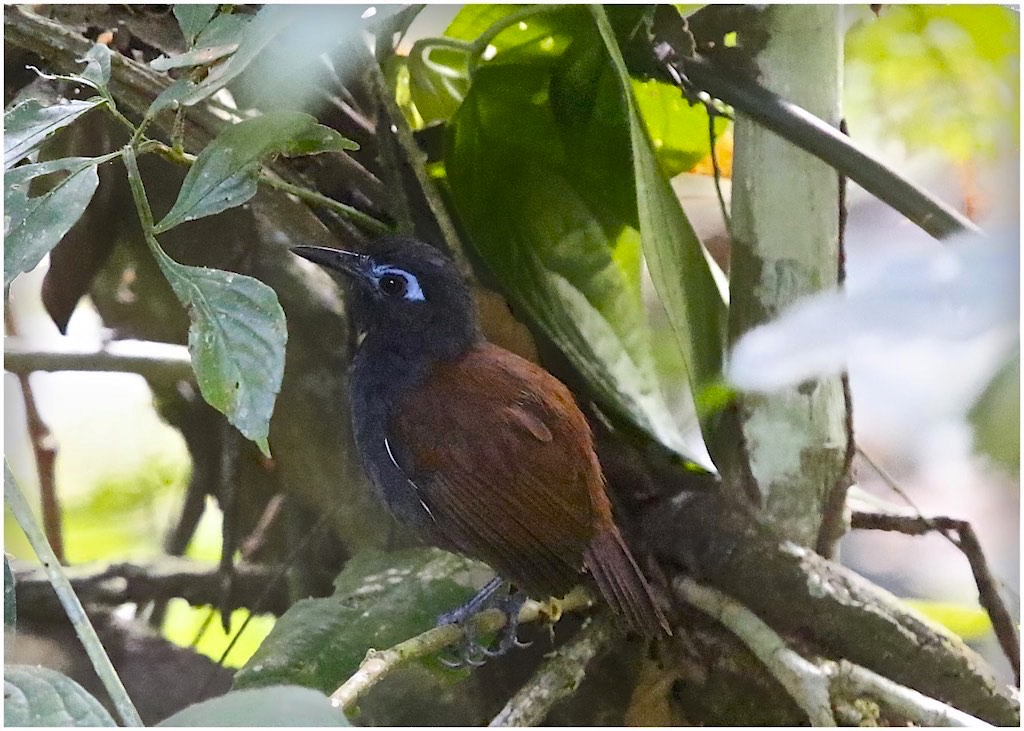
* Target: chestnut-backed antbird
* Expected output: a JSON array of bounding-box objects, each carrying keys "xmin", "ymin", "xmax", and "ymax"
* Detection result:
[{"xmin": 293, "ymin": 237, "xmax": 670, "ymax": 662}]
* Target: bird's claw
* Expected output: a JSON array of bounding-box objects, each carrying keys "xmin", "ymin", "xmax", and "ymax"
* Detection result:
[{"xmin": 435, "ymin": 587, "xmax": 530, "ymax": 668}]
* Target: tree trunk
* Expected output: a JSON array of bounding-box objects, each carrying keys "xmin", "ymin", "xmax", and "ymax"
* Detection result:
[{"xmin": 728, "ymin": 5, "xmax": 850, "ymax": 550}]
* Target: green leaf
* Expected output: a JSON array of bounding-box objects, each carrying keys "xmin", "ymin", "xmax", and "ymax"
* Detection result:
[
  {"xmin": 147, "ymin": 78, "xmax": 195, "ymax": 117},
  {"xmin": 151, "ymin": 44, "xmax": 239, "ymax": 73},
  {"xmin": 902, "ymin": 599, "xmax": 994, "ymax": 641},
  {"xmin": 4, "ymin": 156, "xmax": 107, "ymax": 292},
  {"xmin": 4, "ymin": 666, "xmax": 116, "ymax": 727},
  {"xmin": 969, "ymin": 348, "xmax": 1019, "ymax": 472},
  {"xmin": 591, "ymin": 5, "xmax": 727, "ymax": 402},
  {"xmin": 407, "ymin": 42, "xmax": 470, "ymax": 126},
  {"xmin": 124, "ymin": 148, "xmax": 288, "ymax": 455},
  {"xmin": 4, "ymin": 98, "xmax": 104, "ymax": 169},
  {"xmin": 235, "ymin": 549, "xmax": 490, "ymax": 691},
  {"xmin": 178, "ymin": 5, "xmax": 291, "ymax": 106},
  {"xmin": 195, "ymin": 13, "xmax": 253, "ymax": 48},
  {"xmin": 630, "ymin": 77, "xmax": 728, "ymax": 177},
  {"xmin": 154, "ymin": 111, "xmax": 358, "ymax": 233},
  {"xmin": 155, "ymin": 256, "xmax": 287, "ymax": 455},
  {"xmin": 159, "ymin": 686, "xmax": 349, "ymax": 727},
  {"xmin": 78, "ymin": 43, "xmax": 111, "ymax": 88},
  {"xmin": 4, "ymin": 554, "xmax": 15, "ymax": 632},
  {"xmin": 445, "ymin": 36, "xmax": 714, "ymax": 468},
  {"xmin": 174, "ymin": 4, "xmax": 219, "ymax": 47}
]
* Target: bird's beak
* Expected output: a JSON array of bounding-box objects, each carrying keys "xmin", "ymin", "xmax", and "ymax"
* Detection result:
[{"xmin": 291, "ymin": 246, "xmax": 371, "ymax": 283}]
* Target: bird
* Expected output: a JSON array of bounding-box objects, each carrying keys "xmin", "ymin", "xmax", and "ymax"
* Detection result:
[{"xmin": 293, "ymin": 236, "xmax": 670, "ymax": 662}]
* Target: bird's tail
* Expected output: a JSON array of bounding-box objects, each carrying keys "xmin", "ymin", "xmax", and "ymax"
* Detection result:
[{"xmin": 584, "ymin": 528, "xmax": 671, "ymax": 636}]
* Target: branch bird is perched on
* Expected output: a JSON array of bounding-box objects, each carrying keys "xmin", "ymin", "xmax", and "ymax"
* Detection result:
[{"xmin": 293, "ymin": 236, "xmax": 670, "ymax": 663}]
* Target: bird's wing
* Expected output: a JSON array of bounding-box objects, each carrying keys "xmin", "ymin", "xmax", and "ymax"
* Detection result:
[{"xmin": 391, "ymin": 343, "xmax": 606, "ymax": 598}]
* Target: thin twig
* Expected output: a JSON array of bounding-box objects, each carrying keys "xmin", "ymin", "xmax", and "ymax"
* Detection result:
[
  {"xmin": 488, "ymin": 613, "xmax": 615, "ymax": 726},
  {"xmin": 4, "ymin": 463, "xmax": 144, "ymax": 727},
  {"xmin": 707, "ymin": 111, "xmax": 732, "ymax": 239},
  {"xmin": 850, "ymin": 510, "xmax": 1020, "ymax": 687},
  {"xmin": 4, "ymin": 317, "xmax": 65, "ymax": 564},
  {"xmin": 331, "ymin": 587, "xmax": 595, "ymax": 713}
]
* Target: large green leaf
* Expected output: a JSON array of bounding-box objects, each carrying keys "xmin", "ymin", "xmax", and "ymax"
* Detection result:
[
  {"xmin": 4, "ymin": 156, "xmax": 111, "ymax": 291},
  {"xmin": 4, "ymin": 98, "xmax": 103, "ymax": 169},
  {"xmin": 159, "ymin": 686, "xmax": 349, "ymax": 727},
  {"xmin": 592, "ymin": 6, "xmax": 728, "ymax": 396},
  {"xmin": 153, "ymin": 111, "xmax": 357, "ymax": 233},
  {"xmin": 234, "ymin": 549, "xmax": 490, "ymax": 692},
  {"xmin": 4, "ymin": 553, "xmax": 14, "ymax": 632},
  {"xmin": 125, "ymin": 148, "xmax": 288, "ymax": 455},
  {"xmin": 4, "ymin": 666, "xmax": 116, "ymax": 727},
  {"xmin": 445, "ymin": 24, "xmax": 715, "ymax": 468}
]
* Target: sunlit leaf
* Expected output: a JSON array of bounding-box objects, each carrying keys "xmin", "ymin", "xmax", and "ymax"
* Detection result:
[
  {"xmin": 4, "ymin": 666, "xmax": 116, "ymax": 727},
  {"xmin": 235, "ymin": 549, "xmax": 489, "ymax": 691},
  {"xmin": 630, "ymin": 77, "xmax": 729, "ymax": 177},
  {"xmin": 154, "ymin": 111, "xmax": 358, "ymax": 233},
  {"xmin": 4, "ymin": 155, "xmax": 112, "ymax": 291},
  {"xmin": 407, "ymin": 42, "xmax": 470, "ymax": 126},
  {"xmin": 174, "ymin": 4, "xmax": 218, "ymax": 46},
  {"xmin": 4, "ymin": 98, "xmax": 103, "ymax": 169},
  {"xmin": 159, "ymin": 685, "xmax": 349, "ymax": 727},
  {"xmin": 902, "ymin": 598, "xmax": 994, "ymax": 641}
]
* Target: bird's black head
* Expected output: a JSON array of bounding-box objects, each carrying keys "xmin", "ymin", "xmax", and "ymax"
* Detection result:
[{"xmin": 292, "ymin": 236, "xmax": 481, "ymax": 359}]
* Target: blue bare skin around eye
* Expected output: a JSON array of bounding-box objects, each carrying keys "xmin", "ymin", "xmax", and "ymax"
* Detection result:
[{"xmin": 371, "ymin": 265, "xmax": 426, "ymax": 301}]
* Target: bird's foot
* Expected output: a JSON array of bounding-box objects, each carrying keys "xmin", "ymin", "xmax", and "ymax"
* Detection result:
[{"xmin": 437, "ymin": 585, "xmax": 530, "ymax": 668}]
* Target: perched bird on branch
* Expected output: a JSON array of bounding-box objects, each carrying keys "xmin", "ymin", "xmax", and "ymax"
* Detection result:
[{"xmin": 294, "ymin": 236, "xmax": 669, "ymax": 664}]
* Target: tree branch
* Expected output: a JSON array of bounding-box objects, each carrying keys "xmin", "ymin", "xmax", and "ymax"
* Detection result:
[
  {"xmin": 851, "ymin": 510, "xmax": 1021, "ymax": 687},
  {"xmin": 4, "ymin": 337, "xmax": 193, "ymax": 384},
  {"xmin": 488, "ymin": 614, "xmax": 616, "ymax": 726},
  {"xmin": 678, "ymin": 577, "xmax": 995, "ymax": 727},
  {"xmin": 650, "ymin": 495, "xmax": 1020, "ymax": 725},
  {"xmin": 677, "ymin": 577, "xmax": 837, "ymax": 726},
  {"xmin": 330, "ymin": 588, "xmax": 594, "ymax": 713},
  {"xmin": 11, "ymin": 558, "xmax": 289, "ymax": 619}
]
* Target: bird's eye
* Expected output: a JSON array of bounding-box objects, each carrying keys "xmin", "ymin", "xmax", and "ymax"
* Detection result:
[{"xmin": 378, "ymin": 273, "xmax": 408, "ymax": 298}]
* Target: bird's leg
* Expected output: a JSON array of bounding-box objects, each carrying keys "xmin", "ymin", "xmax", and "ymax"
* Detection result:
[
  {"xmin": 437, "ymin": 578, "xmax": 530, "ymax": 667},
  {"xmin": 437, "ymin": 575, "xmax": 504, "ymax": 626}
]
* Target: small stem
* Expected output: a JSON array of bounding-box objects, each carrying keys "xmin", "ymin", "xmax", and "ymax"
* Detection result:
[
  {"xmin": 259, "ymin": 174, "xmax": 391, "ymax": 236},
  {"xmin": 4, "ymin": 314, "xmax": 65, "ymax": 565},
  {"xmin": 4, "ymin": 463, "xmax": 144, "ymax": 727}
]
